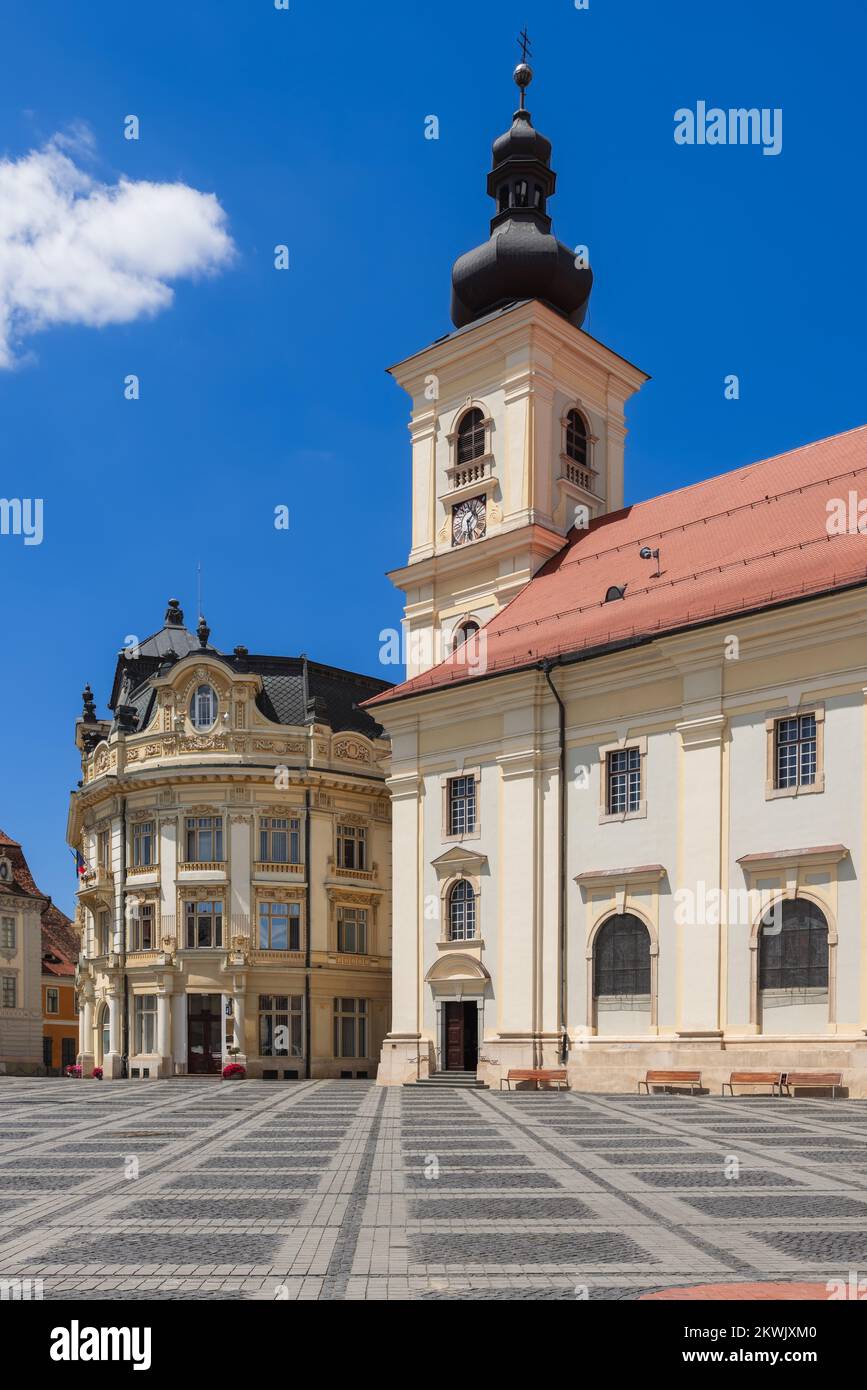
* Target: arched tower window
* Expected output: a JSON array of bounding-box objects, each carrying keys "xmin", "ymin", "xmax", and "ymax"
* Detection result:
[
  {"xmin": 759, "ymin": 899, "xmax": 829, "ymax": 990},
  {"xmin": 448, "ymin": 879, "xmax": 477, "ymax": 942},
  {"xmin": 454, "ymin": 620, "xmax": 480, "ymax": 649},
  {"xmin": 456, "ymin": 408, "xmax": 486, "ymax": 465},
  {"xmin": 566, "ymin": 409, "xmax": 588, "ymax": 468},
  {"xmin": 593, "ymin": 913, "xmax": 651, "ymax": 998}
]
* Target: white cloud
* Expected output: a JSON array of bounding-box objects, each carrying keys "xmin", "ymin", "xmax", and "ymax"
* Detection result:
[{"xmin": 0, "ymin": 134, "xmax": 235, "ymax": 367}]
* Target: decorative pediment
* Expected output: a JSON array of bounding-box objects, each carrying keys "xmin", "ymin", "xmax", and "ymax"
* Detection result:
[
  {"xmin": 431, "ymin": 846, "xmax": 488, "ymax": 876},
  {"xmin": 425, "ymin": 954, "xmax": 490, "ymax": 984}
]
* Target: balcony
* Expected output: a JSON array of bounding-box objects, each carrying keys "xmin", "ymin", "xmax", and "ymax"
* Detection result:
[
  {"xmin": 332, "ymin": 863, "xmax": 378, "ymax": 884},
  {"xmin": 253, "ymin": 861, "xmax": 304, "ymax": 876},
  {"xmin": 558, "ymin": 455, "xmax": 600, "ymax": 500},
  {"xmin": 444, "ymin": 455, "xmax": 495, "ymax": 499},
  {"xmin": 77, "ymin": 866, "xmax": 114, "ymax": 906}
]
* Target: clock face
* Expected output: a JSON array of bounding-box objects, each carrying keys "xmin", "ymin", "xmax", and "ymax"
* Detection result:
[{"xmin": 452, "ymin": 494, "xmax": 487, "ymax": 546}]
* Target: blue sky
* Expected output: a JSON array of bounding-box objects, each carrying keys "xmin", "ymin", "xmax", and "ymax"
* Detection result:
[{"xmin": 1, "ymin": 0, "xmax": 865, "ymax": 914}]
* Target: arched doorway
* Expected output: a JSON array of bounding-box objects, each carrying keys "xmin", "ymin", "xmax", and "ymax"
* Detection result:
[{"xmin": 592, "ymin": 913, "xmax": 652, "ymax": 1035}]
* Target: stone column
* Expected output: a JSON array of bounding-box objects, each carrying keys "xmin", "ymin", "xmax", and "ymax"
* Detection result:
[
  {"xmin": 79, "ymin": 991, "xmax": 94, "ymax": 1073},
  {"xmin": 232, "ymin": 981, "xmax": 247, "ymax": 1067},
  {"xmin": 376, "ymin": 768, "xmax": 424, "ymax": 1084},
  {"xmin": 105, "ymin": 989, "xmax": 122, "ymax": 1079},
  {"xmin": 171, "ymin": 991, "xmax": 186, "ymax": 1075},
  {"xmin": 156, "ymin": 983, "xmax": 173, "ymax": 1078}
]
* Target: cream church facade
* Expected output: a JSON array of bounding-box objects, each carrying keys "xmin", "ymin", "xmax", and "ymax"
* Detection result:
[{"xmin": 371, "ymin": 61, "xmax": 867, "ymax": 1094}]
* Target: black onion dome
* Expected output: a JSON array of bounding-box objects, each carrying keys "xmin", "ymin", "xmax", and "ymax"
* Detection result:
[{"xmin": 450, "ymin": 64, "xmax": 593, "ymax": 331}]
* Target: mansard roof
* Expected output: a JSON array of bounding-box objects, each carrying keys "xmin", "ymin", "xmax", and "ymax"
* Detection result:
[
  {"xmin": 365, "ymin": 423, "xmax": 867, "ymax": 708},
  {"xmin": 97, "ymin": 602, "xmax": 392, "ymax": 741}
]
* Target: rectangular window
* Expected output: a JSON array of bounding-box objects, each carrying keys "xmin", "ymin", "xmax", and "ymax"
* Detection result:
[
  {"xmin": 333, "ymin": 997, "xmax": 368, "ymax": 1058},
  {"xmin": 1, "ymin": 977, "xmax": 16, "ymax": 1009},
  {"xmin": 607, "ymin": 747, "xmax": 641, "ymax": 815},
  {"xmin": 337, "ymin": 907, "xmax": 368, "ymax": 955},
  {"xmin": 97, "ymin": 829, "xmax": 110, "ymax": 869},
  {"xmin": 129, "ymin": 903, "xmax": 155, "ymax": 952},
  {"xmin": 46, "ymin": 987, "xmax": 60, "ymax": 1014},
  {"xmin": 132, "ymin": 820, "xmax": 156, "ymax": 867},
  {"xmin": 775, "ymin": 714, "xmax": 817, "ymax": 790},
  {"xmin": 259, "ymin": 816, "xmax": 301, "ymax": 864},
  {"xmin": 258, "ymin": 901, "xmax": 301, "ymax": 951},
  {"xmin": 258, "ymin": 994, "xmax": 304, "ymax": 1057},
  {"xmin": 134, "ymin": 995, "xmax": 157, "ymax": 1053},
  {"xmin": 447, "ymin": 776, "xmax": 477, "ymax": 836},
  {"xmin": 185, "ymin": 816, "xmax": 223, "ymax": 863},
  {"xmin": 0, "ymin": 917, "xmax": 15, "ymax": 949},
  {"xmin": 184, "ymin": 900, "xmax": 223, "ymax": 949},
  {"xmin": 336, "ymin": 824, "xmax": 367, "ymax": 871},
  {"xmin": 97, "ymin": 909, "xmax": 111, "ymax": 955}
]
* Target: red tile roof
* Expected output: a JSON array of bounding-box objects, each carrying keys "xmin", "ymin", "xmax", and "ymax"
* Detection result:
[
  {"xmin": 42, "ymin": 904, "xmax": 79, "ymax": 977},
  {"xmin": 0, "ymin": 827, "xmax": 45, "ymax": 898},
  {"xmin": 0, "ymin": 828, "xmax": 77, "ymax": 968},
  {"xmin": 366, "ymin": 424, "xmax": 867, "ymax": 707}
]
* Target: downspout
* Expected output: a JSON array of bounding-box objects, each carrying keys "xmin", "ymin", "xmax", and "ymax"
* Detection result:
[
  {"xmin": 119, "ymin": 794, "xmax": 129, "ymax": 1078},
  {"xmin": 304, "ymin": 787, "xmax": 312, "ymax": 1079},
  {"xmin": 541, "ymin": 660, "xmax": 569, "ymax": 1066}
]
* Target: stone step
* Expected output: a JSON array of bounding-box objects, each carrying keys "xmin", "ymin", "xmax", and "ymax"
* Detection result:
[{"xmin": 404, "ymin": 1073, "xmax": 489, "ymax": 1089}]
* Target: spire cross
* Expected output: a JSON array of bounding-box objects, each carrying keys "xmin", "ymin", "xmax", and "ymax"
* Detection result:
[{"xmin": 517, "ymin": 27, "xmax": 532, "ymax": 64}]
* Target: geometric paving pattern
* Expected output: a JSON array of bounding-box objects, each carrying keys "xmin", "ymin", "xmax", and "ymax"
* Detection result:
[{"xmin": 0, "ymin": 1077, "xmax": 865, "ymax": 1300}]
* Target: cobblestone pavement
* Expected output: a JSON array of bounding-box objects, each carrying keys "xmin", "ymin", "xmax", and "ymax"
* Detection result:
[{"xmin": 1, "ymin": 1077, "xmax": 866, "ymax": 1301}]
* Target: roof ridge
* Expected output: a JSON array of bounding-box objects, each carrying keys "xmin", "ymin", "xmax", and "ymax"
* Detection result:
[
  {"xmin": 620, "ymin": 422, "xmax": 867, "ymax": 516},
  {"xmin": 595, "ymin": 462, "xmax": 867, "ymax": 557}
]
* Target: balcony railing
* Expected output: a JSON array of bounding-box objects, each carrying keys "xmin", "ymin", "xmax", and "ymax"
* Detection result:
[{"xmin": 445, "ymin": 456, "xmax": 494, "ymax": 493}]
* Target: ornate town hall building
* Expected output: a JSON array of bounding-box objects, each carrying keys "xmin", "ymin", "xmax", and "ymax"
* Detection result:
[
  {"xmin": 372, "ymin": 61, "xmax": 867, "ymax": 1093},
  {"xmin": 69, "ymin": 601, "xmax": 392, "ymax": 1079}
]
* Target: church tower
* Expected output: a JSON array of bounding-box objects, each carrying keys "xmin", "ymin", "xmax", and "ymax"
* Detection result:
[{"xmin": 388, "ymin": 51, "xmax": 648, "ymax": 677}]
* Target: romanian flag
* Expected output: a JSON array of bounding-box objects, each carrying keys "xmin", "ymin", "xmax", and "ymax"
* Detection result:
[{"xmin": 72, "ymin": 849, "xmax": 87, "ymax": 879}]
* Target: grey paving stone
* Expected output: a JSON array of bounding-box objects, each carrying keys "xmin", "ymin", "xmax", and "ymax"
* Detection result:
[{"xmin": 411, "ymin": 1232, "xmax": 649, "ymax": 1265}]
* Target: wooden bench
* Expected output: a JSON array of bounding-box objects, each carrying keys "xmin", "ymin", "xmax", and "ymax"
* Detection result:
[
  {"xmin": 722, "ymin": 1071, "xmax": 783, "ymax": 1096},
  {"xmin": 501, "ymin": 1068, "xmax": 569, "ymax": 1092},
  {"xmin": 782, "ymin": 1071, "xmax": 843, "ymax": 1099},
  {"xmin": 638, "ymin": 1070, "xmax": 702, "ymax": 1095}
]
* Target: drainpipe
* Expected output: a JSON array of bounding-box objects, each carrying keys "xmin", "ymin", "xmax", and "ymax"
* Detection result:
[
  {"xmin": 119, "ymin": 794, "xmax": 129, "ymax": 1078},
  {"xmin": 304, "ymin": 787, "xmax": 311, "ymax": 1078},
  {"xmin": 541, "ymin": 660, "xmax": 569, "ymax": 1066}
]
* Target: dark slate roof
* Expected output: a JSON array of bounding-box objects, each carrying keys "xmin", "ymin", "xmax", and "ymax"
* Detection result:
[{"xmin": 97, "ymin": 605, "xmax": 392, "ymax": 741}]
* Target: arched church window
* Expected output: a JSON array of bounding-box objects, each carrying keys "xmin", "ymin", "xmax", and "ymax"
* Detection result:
[
  {"xmin": 498, "ymin": 184, "xmax": 509, "ymax": 212},
  {"xmin": 566, "ymin": 409, "xmax": 588, "ymax": 467},
  {"xmin": 604, "ymin": 585, "xmax": 625, "ymax": 603},
  {"xmin": 514, "ymin": 179, "xmax": 529, "ymax": 207},
  {"xmin": 456, "ymin": 408, "xmax": 486, "ymax": 465},
  {"xmin": 190, "ymin": 684, "xmax": 217, "ymax": 731},
  {"xmin": 454, "ymin": 620, "xmax": 480, "ymax": 649},
  {"xmin": 759, "ymin": 899, "xmax": 829, "ymax": 990},
  {"xmin": 593, "ymin": 914, "xmax": 651, "ymax": 998},
  {"xmin": 534, "ymin": 184, "xmax": 544, "ymax": 209},
  {"xmin": 448, "ymin": 879, "xmax": 477, "ymax": 942}
]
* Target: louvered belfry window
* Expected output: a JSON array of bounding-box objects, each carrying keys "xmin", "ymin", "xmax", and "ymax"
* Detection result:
[{"xmin": 457, "ymin": 409, "xmax": 485, "ymax": 465}]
